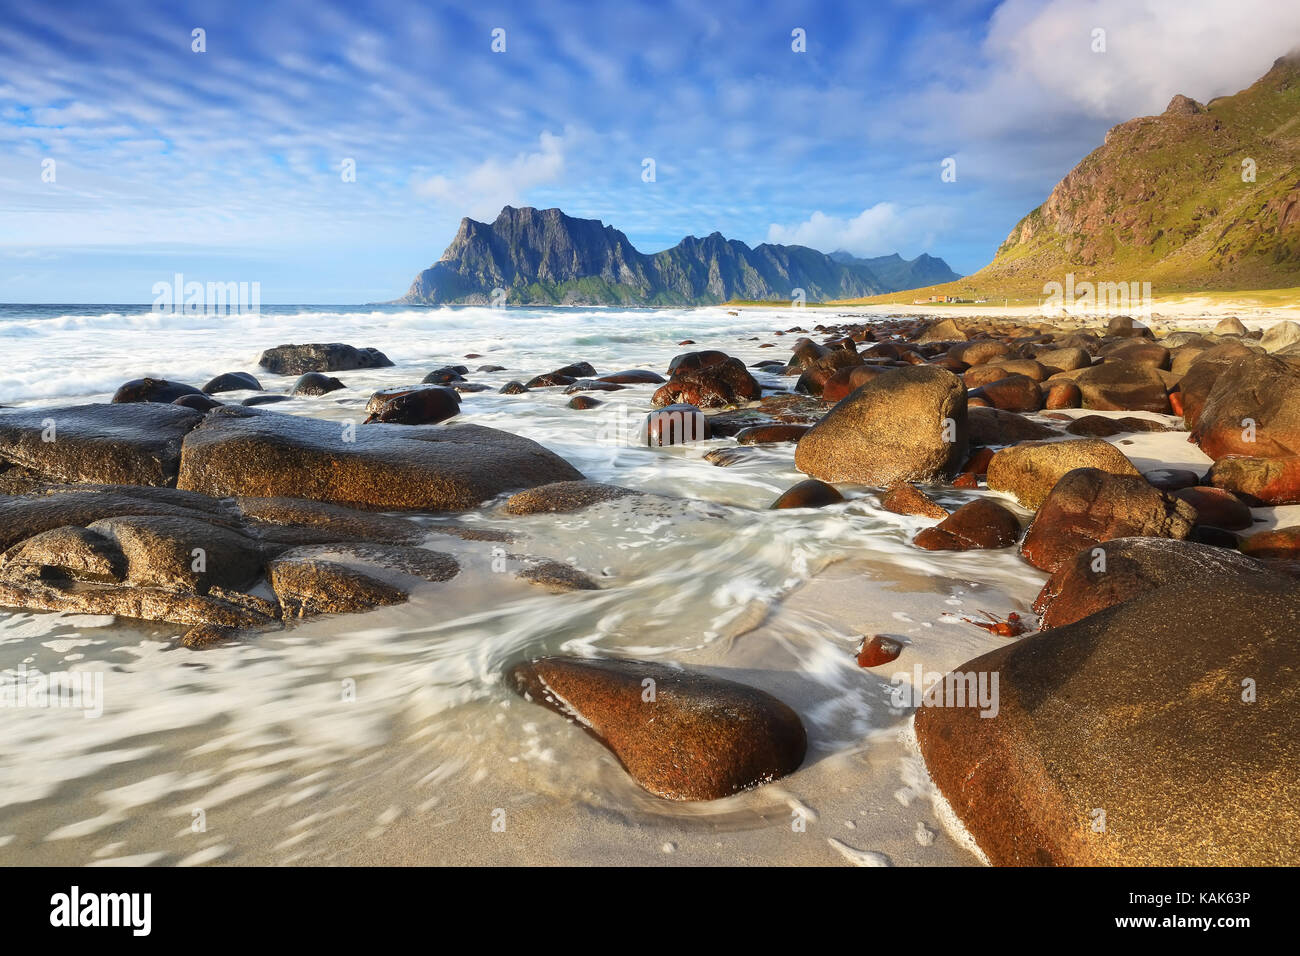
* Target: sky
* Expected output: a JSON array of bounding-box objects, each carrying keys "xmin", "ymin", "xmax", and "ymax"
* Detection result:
[{"xmin": 2, "ymin": 0, "xmax": 1299, "ymax": 303}]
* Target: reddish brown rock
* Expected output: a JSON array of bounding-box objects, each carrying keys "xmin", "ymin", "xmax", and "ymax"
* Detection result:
[
  {"xmin": 509, "ymin": 657, "xmax": 807, "ymax": 801},
  {"xmin": 913, "ymin": 498, "xmax": 1021, "ymax": 551},
  {"xmin": 770, "ymin": 479, "xmax": 844, "ymax": 510},
  {"xmin": 1205, "ymin": 454, "xmax": 1300, "ymax": 505},
  {"xmin": 653, "ymin": 357, "xmax": 761, "ymax": 408},
  {"xmin": 1044, "ymin": 381, "xmax": 1082, "ymax": 409},
  {"xmin": 1172, "ymin": 485, "xmax": 1253, "ymax": 530},
  {"xmin": 645, "ymin": 404, "xmax": 711, "ymax": 446},
  {"xmin": 735, "ymin": 424, "xmax": 810, "ymax": 445},
  {"xmin": 567, "ymin": 395, "xmax": 602, "ymax": 410},
  {"xmin": 857, "ymin": 635, "xmax": 904, "ymax": 667},
  {"xmin": 881, "ymin": 482, "xmax": 949, "ymax": 519},
  {"xmin": 1189, "ymin": 353, "xmax": 1300, "ymax": 460},
  {"xmin": 1020, "ymin": 468, "xmax": 1197, "ymax": 572},
  {"xmin": 1240, "ymin": 526, "xmax": 1300, "ymax": 560},
  {"xmin": 969, "ymin": 375, "xmax": 1043, "ymax": 413},
  {"xmin": 1033, "ymin": 536, "xmax": 1267, "ymax": 629},
  {"xmin": 821, "ymin": 364, "xmax": 892, "ymax": 403},
  {"xmin": 915, "ymin": 575, "xmax": 1300, "ymax": 865}
]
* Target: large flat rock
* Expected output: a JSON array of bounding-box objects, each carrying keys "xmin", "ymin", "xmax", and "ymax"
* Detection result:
[
  {"xmin": 0, "ymin": 403, "xmax": 203, "ymax": 486},
  {"xmin": 916, "ymin": 575, "xmax": 1300, "ymax": 865},
  {"xmin": 177, "ymin": 406, "xmax": 583, "ymax": 511}
]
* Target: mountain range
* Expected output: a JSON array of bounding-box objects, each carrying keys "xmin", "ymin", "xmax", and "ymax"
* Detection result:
[{"xmin": 396, "ymin": 206, "xmax": 960, "ymax": 306}]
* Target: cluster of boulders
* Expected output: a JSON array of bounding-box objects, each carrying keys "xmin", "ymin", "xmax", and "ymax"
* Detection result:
[{"xmin": 715, "ymin": 311, "xmax": 1298, "ymax": 864}]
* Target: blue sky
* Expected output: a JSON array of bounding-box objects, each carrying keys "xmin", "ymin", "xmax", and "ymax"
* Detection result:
[{"xmin": 2, "ymin": 0, "xmax": 1298, "ymax": 302}]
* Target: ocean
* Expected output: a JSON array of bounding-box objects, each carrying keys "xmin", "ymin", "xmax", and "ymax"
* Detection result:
[{"xmin": 0, "ymin": 304, "xmax": 1040, "ymax": 865}]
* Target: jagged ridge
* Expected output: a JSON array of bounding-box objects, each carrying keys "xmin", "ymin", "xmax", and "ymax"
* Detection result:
[{"xmin": 398, "ymin": 206, "xmax": 959, "ymax": 305}]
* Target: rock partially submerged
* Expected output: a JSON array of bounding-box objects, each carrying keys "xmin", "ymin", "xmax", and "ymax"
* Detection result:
[
  {"xmin": 0, "ymin": 403, "xmax": 204, "ymax": 486},
  {"xmin": 258, "ymin": 343, "xmax": 394, "ymax": 375},
  {"xmin": 509, "ymin": 657, "xmax": 807, "ymax": 800},
  {"xmin": 0, "ymin": 482, "xmax": 459, "ymax": 643},
  {"xmin": 176, "ymin": 406, "xmax": 582, "ymax": 511}
]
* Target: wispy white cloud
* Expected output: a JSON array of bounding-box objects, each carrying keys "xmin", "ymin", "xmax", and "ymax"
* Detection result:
[
  {"xmin": 414, "ymin": 129, "xmax": 575, "ymax": 221},
  {"xmin": 766, "ymin": 203, "xmax": 953, "ymax": 258}
]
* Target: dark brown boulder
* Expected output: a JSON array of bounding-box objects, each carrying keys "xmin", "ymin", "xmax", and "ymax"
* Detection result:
[
  {"xmin": 363, "ymin": 385, "xmax": 459, "ymax": 424},
  {"xmin": 509, "ymin": 657, "xmax": 807, "ymax": 801},
  {"xmin": 111, "ymin": 378, "xmax": 204, "ymax": 404},
  {"xmin": 913, "ymin": 498, "xmax": 1021, "ymax": 551},
  {"xmin": 258, "ymin": 343, "xmax": 393, "ymax": 375},
  {"xmin": 292, "ymin": 372, "xmax": 345, "ymax": 396},
  {"xmin": 736, "ymin": 424, "xmax": 809, "ymax": 445},
  {"xmin": 422, "ymin": 366, "xmax": 467, "ymax": 385},
  {"xmin": 202, "ymin": 372, "xmax": 262, "ymax": 394},
  {"xmin": 770, "ymin": 478, "xmax": 844, "ymax": 510},
  {"xmin": 1177, "ymin": 341, "xmax": 1257, "ymax": 428},
  {"xmin": 969, "ymin": 375, "xmax": 1043, "ymax": 413},
  {"xmin": 1074, "ymin": 361, "xmax": 1171, "ymax": 413},
  {"xmin": 1020, "ymin": 468, "xmax": 1196, "ymax": 572},
  {"xmin": 1033, "ymin": 536, "xmax": 1268, "ymax": 629},
  {"xmin": 667, "ymin": 351, "xmax": 729, "ymax": 375},
  {"xmin": 1171, "ymin": 485, "xmax": 1253, "ymax": 530},
  {"xmin": 1099, "ymin": 340, "xmax": 1169, "ymax": 369},
  {"xmin": 794, "ymin": 366, "xmax": 968, "ymax": 485},
  {"xmin": 645, "ymin": 404, "xmax": 711, "ymax": 446},
  {"xmin": 1065, "ymin": 415, "xmax": 1174, "ymax": 437},
  {"xmin": 596, "ymin": 369, "xmax": 666, "ymax": 385},
  {"xmin": 173, "ymin": 393, "xmax": 223, "ymax": 412},
  {"xmin": 567, "ymin": 395, "xmax": 602, "ymax": 410},
  {"xmin": 652, "ymin": 357, "xmax": 761, "ymax": 408},
  {"xmin": 915, "ymin": 575, "xmax": 1300, "ymax": 865},
  {"xmin": 967, "ymin": 407, "xmax": 1057, "ymax": 446}
]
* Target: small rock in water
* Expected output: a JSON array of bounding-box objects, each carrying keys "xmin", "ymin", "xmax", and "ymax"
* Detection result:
[
  {"xmin": 770, "ymin": 478, "xmax": 844, "ymax": 510},
  {"xmin": 856, "ymin": 634, "xmax": 903, "ymax": 667},
  {"xmin": 508, "ymin": 656, "xmax": 807, "ymax": 801},
  {"xmin": 292, "ymin": 372, "xmax": 345, "ymax": 396}
]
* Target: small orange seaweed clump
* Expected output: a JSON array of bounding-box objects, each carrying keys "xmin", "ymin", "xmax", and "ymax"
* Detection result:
[{"xmin": 961, "ymin": 610, "xmax": 1028, "ymax": 637}]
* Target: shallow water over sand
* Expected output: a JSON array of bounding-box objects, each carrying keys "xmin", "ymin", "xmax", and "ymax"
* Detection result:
[{"xmin": 0, "ymin": 305, "xmax": 1045, "ymax": 865}]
